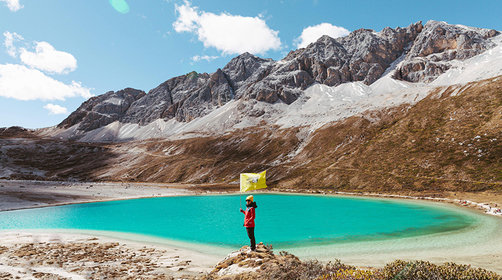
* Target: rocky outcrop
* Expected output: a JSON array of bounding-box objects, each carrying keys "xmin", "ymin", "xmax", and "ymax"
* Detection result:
[
  {"xmin": 57, "ymin": 21, "xmax": 500, "ymax": 134},
  {"xmin": 394, "ymin": 20, "xmax": 500, "ymax": 82},
  {"xmin": 61, "ymin": 70, "xmax": 235, "ymax": 130},
  {"xmin": 222, "ymin": 52, "xmax": 274, "ymax": 89},
  {"xmin": 122, "ymin": 69, "xmax": 234, "ymax": 123},
  {"xmin": 172, "ymin": 69, "xmax": 234, "ymax": 122},
  {"xmin": 204, "ymin": 244, "xmax": 302, "ymax": 279},
  {"xmin": 58, "ymin": 88, "xmax": 145, "ymax": 131},
  {"xmin": 232, "ymin": 22, "xmax": 423, "ymax": 105}
]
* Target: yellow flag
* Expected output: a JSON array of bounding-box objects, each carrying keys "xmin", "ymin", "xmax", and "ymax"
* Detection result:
[{"xmin": 240, "ymin": 171, "xmax": 267, "ymax": 193}]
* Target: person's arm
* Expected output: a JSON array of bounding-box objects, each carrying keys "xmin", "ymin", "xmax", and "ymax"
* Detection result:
[
  {"xmin": 251, "ymin": 207, "xmax": 255, "ymax": 220},
  {"xmin": 240, "ymin": 208, "xmax": 245, "ymax": 214}
]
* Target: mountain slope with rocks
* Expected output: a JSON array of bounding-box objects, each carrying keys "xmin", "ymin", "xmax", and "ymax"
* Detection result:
[{"xmin": 2, "ymin": 75, "xmax": 501, "ymax": 195}]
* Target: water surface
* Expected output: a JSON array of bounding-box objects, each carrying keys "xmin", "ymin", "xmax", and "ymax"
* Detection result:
[{"xmin": 0, "ymin": 194, "xmax": 478, "ymax": 249}]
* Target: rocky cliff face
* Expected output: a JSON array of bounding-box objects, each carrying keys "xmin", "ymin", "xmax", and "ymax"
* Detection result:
[
  {"xmin": 58, "ymin": 88, "xmax": 145, "ymax": 131},
  {"xmin": 394, "ymin": 21, "xmax": 499, "ymax": 82},
  {"xmin": 57, "ymin": 20, "xmax": 499, "ymax": 134},
  {"xmin": 122, "ymin": 69, "xmax": 234, "ymax": 123},
  {"xmin": 240, "ymin": 22, "xmax": 423, "ymax": 104}
]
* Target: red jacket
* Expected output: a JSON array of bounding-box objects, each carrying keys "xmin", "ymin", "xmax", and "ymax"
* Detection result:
[{"xmin": 241, "ymin": 207, "xmax": 255, "ymax": 228}]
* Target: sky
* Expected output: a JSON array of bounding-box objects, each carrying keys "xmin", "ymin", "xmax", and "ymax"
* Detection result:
[{"xmin": 0, "ymin": 0, "xmax": 501, "ymax": 129}]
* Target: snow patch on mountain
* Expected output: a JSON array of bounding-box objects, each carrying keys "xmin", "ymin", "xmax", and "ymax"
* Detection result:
[{"xmin": 274, "ymin": 74, "xmax": 421, "ymax": 129}]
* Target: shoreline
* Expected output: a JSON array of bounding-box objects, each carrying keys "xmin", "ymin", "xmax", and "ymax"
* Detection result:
[
  {"xmin": 0, "ymin": 230, "xmax": 221, "ymax": 279},
  {"xmin": 2, "ymin": 179, "xmax": 501, "ymax": 218},
  {"xmin": 292, "ymin": 189, "xmax": 502, "ymax": 217},
  {"xmin": 2, "ymin": 180, "xmax": 502, "ymax": 276}
]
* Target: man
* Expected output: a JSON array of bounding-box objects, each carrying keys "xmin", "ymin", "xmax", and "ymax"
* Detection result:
[{"xmin": 240, "ymin": 195, "xmax": 257, "ymax": 251}]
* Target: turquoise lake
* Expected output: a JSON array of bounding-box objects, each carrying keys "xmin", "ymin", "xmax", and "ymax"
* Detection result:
[{"xmin": 0, "ymin": 194, "xmax": 477, "ymax": 248}]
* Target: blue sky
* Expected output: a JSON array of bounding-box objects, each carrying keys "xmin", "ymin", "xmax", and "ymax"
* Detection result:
[{"xmin": 1, "ymin": 0, "xmax": 501, "ymax": 129}]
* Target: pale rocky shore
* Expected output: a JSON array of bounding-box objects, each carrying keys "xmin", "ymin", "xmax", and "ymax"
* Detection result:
[
  {"xmin": 0, "ymin": 179, "xmax": 193, "ymax": 212},
  {"xmin": 0, "ymin": 231, "xmax": 219, "ymax": 280}
]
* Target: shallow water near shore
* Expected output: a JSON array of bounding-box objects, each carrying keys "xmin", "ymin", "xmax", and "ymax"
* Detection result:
[{"xmin": 0, "ymin": 194, "xmax": 484, "ymax": 248}]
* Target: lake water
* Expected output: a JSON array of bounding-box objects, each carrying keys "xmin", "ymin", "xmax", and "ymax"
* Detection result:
[
  {"xmin": 0, "ymin": 194, "xmax": 476, "ymax": 248},
  {"xmin": 0, "ymin": 194, "xmax": 479, "ymax": 250}
]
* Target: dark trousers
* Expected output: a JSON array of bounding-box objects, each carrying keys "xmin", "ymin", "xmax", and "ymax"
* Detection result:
[{"xmin": 246, "ymin": 227, "xmax": 256, "ymax": 250}]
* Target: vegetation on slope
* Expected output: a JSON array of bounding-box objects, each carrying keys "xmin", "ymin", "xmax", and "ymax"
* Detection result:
[
  {"xmin": 204, "ymin": 244, "xmax": 501, "ymax": 280},
  {"xmin": 274, "ymin": 76, "xmax": 502, "ymax": 193}
]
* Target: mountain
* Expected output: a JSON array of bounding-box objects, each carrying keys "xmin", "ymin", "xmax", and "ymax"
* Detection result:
[
  {"xmin": 2, "ymin": 20, "xmax": 501, "ymax": 194},
  {"xmin": 43, "ymin": 20, "xmax": 500, "ymax": 142}
]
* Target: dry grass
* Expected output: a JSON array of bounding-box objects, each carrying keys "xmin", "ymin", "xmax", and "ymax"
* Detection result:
[
  {"xmin": 204, "ymin": 245, "xmax": 501, "ymax": 280},
  {"xmin": 273, "ymin": 76, "xmax": 502, "ymax": 194}
]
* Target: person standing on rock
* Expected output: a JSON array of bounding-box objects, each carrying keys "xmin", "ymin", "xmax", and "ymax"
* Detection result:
[{"xmin": 240, "ymin": 195, "xmax": 257, "ymax": 251}]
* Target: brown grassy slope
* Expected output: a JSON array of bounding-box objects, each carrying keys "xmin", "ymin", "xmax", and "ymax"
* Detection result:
[
  {"xmin": 273, "ymin": 76, "xmax": 502, "ymax": 193},
  {"xmin": 1, "ymin": 123, "xmax": 301, "ymax": 184},
  {"xmin": 0, "ymin": 129, "xmax": 118, "ymax": 181},
  {"xmin": 96, "ymin": 127, "xmax": 301, "ymax": 183}
]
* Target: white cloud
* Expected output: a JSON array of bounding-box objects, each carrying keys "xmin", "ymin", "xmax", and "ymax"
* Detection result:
[
  {"xmin": 191, "ymin": 55, "xmax": 218, "ymax": 62},
  {"xmin": 0, "ymin": 64, "xmax": 92, "ymax": 101},
  {"xmin": 0, "ymin": 0, "xmax": 23, "ymax": 11},
  {"xmin": 173, "ymin": 1, "xmax": 281, "ymax": 55},
  {"xmin": 3, "ymin": 32, "xmax": 78, "ymax": 75},
  {"xmin": 173, "ymin": 1, "xmax": 199, "ymax": 32},
  {"xmin": 1, "ymin": 32, "xmax": 91, "ymax": 106},
  {"xmin": 3, "ymin": 31, "xmax": 23, "ymax": 57},
  {"xmin": 296, "ymin": 23, "xmax": 350, "ymax": 48},
  {"xmin": 20, "ymin": 42, "xmax": 77, "ymax": 74},
  {"xmin": 43, "ymin": 103, "xmax": 68, "ymax": 115}
]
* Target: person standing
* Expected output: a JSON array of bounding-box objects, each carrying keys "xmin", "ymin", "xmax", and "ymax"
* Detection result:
[{"xmin": 240, "ymin": 195, "xmax": 257, "ymax": 251}]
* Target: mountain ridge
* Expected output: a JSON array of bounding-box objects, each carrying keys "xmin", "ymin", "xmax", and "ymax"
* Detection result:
[{"xmin": 50, "ymin": 20, "xmax": 499, "ymax": 142}]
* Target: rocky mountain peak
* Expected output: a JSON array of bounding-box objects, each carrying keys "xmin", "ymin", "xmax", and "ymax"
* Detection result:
[
  {"xmin": 413, "ymin": 20, "xmax": 497, "ymax": 58},
  {"xmin": 58, "ymin": 88, "xmax": 145, "ymax": 131},
  {"xmin": 394, "ymin": 20, "xmax": 499, "ymax": 82},
  {"xmin": 55, "ymin": 20, "xmax": 501, "ymax": 139},
  {"xmin": 316, "ymin": 34, "xmax": 339, "ymax": 44},
  {"xmin": 240, "ymin": 21, "xmax": 424, "ymax": 104},
  {"xmin": 223, "ymin": 52, "xmax": 273, "ymax": 86}
]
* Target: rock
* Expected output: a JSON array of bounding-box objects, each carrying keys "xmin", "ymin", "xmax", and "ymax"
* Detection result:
[
  {"xmin": 0, "ymin": 272, "xmax": 12, "ymax": 278},
  {"xmin": 394, "ymin": 20, "xmax": 498, "ymax": 82},
  {"xmin": 206, "ymin": 243, "xmax": 300, "ymax": 279},
  {"xmin": 58, "ymin": 88, "xmax": 146, "ymax": 131},
  {"xmin": 222, "ymin": 52, "xmax": 274, "ymax": 89}
]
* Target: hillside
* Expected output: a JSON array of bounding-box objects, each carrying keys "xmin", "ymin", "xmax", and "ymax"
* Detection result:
[
  {"xmin": 1, "ymin": 76, "xmax": 501, "ymax": 195},
  {"xmin": 273, "ymin": 76, "xmax": 502, "ymax": 193}
]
